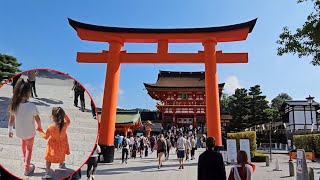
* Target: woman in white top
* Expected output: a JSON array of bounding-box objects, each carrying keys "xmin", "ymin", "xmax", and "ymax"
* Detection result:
[
  {"xmin": 8, "ymin": 78, "xmax": 43, "ymax": 176},
  {"xmin": 87, "ymin": 144, "xmax": 101, "ymax": 180}
]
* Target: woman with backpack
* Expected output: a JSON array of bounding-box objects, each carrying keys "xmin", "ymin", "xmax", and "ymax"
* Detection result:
[{"xmin": 156, "ymin": 134, "xmax": 166, "ymax": 169}]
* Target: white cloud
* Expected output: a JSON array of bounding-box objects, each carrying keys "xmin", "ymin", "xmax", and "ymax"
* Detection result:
[{"xmin": 223, "ymin": 76, "xmax": 242, "ymax": 95}]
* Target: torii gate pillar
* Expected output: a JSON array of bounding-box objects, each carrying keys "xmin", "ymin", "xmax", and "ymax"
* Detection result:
[
  {"xmin": 203, "ymin": 39, "xmax": 222, "ymax": 146},
  {"xmin": 99, "ymin": 41, "xmax": 123, "ymax": 162}
]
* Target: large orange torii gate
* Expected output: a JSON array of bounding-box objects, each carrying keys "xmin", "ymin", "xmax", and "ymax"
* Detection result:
[{"xmin": 69, "ymin": 18, "xmax": 257, "ymax": 162}]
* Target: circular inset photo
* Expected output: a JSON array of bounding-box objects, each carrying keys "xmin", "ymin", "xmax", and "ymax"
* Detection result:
[{"xmin": 0, "ymin": 69, "xmax": 98, "ymax": 179}]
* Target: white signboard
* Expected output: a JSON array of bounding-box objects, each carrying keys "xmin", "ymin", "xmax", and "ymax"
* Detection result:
[
  {"xmin": 297, "ymin": 150, "xmax": 303, "ymax": 159},
  {"xmin": 220, "ymin": 151, "xmax": 228, "ymax": 162},
  {"xmin": 240, "ymin": 139, "xmax": 251, "ymax": 162},
  {"xmin": 227, "ymin": 139, "xmax": 237, "ymax": 164}
]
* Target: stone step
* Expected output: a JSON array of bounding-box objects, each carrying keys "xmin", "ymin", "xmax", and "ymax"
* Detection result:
[{"xmin": 0, "ymin": 157, "xmax": 81, "ymax": 180}]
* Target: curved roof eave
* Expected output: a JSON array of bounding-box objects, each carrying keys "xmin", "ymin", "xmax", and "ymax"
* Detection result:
[{"xmin": 68, "ymin": 18, "xmax": 257, "ymax": 34}]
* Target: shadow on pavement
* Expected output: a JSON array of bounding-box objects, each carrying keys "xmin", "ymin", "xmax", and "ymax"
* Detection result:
[
  {"xmin": 35, "ymin": 98, "xmax": 63, "ymax": 105},
  {"xmin": 32, "ymin": 167, "xmax": 74, "ymax": 180},
  {"xmin": 93, "ymin": 162, "xmax": 198, "ymax": 175}
]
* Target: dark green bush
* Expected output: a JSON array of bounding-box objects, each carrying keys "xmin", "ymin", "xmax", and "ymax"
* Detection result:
[
  {"xmin": 293, "ymin": 134, "xmax": 320, "ymax": 152},
  {"xmin": 252, "ymin": 152, "xmax": 267, "ymax": 162}
]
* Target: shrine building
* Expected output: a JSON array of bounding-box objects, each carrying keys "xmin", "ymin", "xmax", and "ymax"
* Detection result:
[{"xmin": 144, "ymin": 70, "xmax": 224, "ymax": 128}]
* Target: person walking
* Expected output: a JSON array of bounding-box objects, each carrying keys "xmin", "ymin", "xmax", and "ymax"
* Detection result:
[
  {"xmin": 87, "ymin": 144, "xmax": 101, "ymax": 180},
  {"xmin": 139, "ymin": 135, "xmax": 145, "ymax": 158},
  {"xmin": 27, "ymin": 70, "xmax": 38, "ymax": 98},
  {"xmin": 190, "ymin": 135, "xmax": 197, "ymax": 160},
  {"xmin": 165, "ymin": 136, "xmax": 172, "ymax": 160},
  {"xmin": 198, "ymin": 137, "xmax": 226, "ymax": 180},
  {"xmin": 228, "ymin": 150, "xmax": 256, "ymax": 180},
  {"xmin": 132, "ymin": 138, "xmax": 138, "ymax": 159},
  {"xmin": 37, "ymin": 107, "xmax": 71, "ymax": 179},
  {"xmin": 185, "ymin": 136, "xmax": 191, "ymax": 161},
  {"xmin": 150, "ymin": 135, "xmax": 155, "ymax": 153},
  {"xmin": 176, "ymin": 133, "xmax": 187, "ymax": 169},
  {"xmin": 90, "ymin": 100, "xmax": 96, "ymax": 119},
  {"xmin": 129, "ymin": 135, "xmax": 134, "ymax": 158},
  {"xmin": 121, "ymin": 136, "xmax": 130, "ymax": 164},
  {"xmin": 156, "ymin": 134, "xmax": 166, "ymax": 169},
  {"xmin": 8, "ymin": 79, "xmax": 43, "ymax": 176},
  {"xmin": 144, "ymin": 138, "xmax": 149, "ymax": 157},
  {"xmin": 72, "ymin": 80, "xmax": 85, "ymax": 112}
]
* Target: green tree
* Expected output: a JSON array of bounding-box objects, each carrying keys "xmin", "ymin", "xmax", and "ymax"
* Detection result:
[
  {"xmin": 271, "ymin": 93, "xmax": 293, "ymax": 111},
  {"xmin": 228, "ymin": 88, "xmax": 250, "ymax": 132},
  {"xmin": 264, "ymin": 108, "xmax": 280, "ymax": 122},
  {"xmin": 277, "ymin": 0, "xmax": 320, "ymax": 65},
  {"xmin": 0, "ymin": 53, "xmax": 22, "ymax": 84},
  {"xmin": 248, "ymin": 85, "xmax": 269, "ymax": 126},
  {"xmin": 220, "ymin": 93, "xmax": 231, "ymax": 114}
]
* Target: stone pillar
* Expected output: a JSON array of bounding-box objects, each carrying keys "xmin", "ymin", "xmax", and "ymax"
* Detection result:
[{"xmin": 203, "ymin": 39, "xmax": 222, "ymax": 147}]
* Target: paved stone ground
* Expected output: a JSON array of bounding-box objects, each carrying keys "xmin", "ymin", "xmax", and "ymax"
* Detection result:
[
  {"xmin": 0, "ymin": 73, "xmax": 98, "ymax": 180},
  {"xmin": 77, "ymin": 148, "xmax": 320, "ymax": 180}
]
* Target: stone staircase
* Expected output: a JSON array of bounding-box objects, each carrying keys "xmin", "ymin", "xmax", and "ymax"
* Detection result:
[{"xmin": 0, "ymin": 75, "xmax": 98, "ymax": 180}]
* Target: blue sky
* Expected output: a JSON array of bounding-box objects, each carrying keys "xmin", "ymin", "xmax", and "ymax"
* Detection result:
[{"xmin": 1, "ymin": 0, "xmax": 318, "ymax": 109}]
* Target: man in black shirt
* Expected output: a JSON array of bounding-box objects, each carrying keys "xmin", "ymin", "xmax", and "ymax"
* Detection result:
[{"xmin": 198, "ymin": 137, "xmax": 226, "ymax": 180}]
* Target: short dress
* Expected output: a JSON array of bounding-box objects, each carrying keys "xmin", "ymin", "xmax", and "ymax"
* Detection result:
[{"xmin": 39, "ymin": 121, "xmax": 70, "ymax": 163}]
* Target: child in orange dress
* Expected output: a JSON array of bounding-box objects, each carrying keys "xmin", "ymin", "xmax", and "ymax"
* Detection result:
[{"xmin": 37, "ymin": 107, "xmax": 70, "ymax": 179}]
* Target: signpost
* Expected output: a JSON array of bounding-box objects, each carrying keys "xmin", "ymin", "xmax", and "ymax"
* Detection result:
[
  {"xmin": 296, "ymin": 149, "xmax": 309, "ymax": 180},
  {"xmin": 240, "ymin": 139, "xmax": 251, "ymax": 162},
  {"xmin": 227, "ymin": 139, "xmax": 237, "ymax": 164}
]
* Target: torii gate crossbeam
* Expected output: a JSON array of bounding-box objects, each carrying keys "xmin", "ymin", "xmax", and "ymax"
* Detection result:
[{"xmin": 69, "ymin": 18, "xmax": 257, "ymax": 163}]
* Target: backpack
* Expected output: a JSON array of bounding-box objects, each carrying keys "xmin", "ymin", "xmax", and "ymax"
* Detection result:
[
  {"xmin": 133, "ymin": 141, "xmax": 138, "ymax": 150},
  {"xmin": 122, "ymin": 138, "xmax": 128, "ymax": 147}
]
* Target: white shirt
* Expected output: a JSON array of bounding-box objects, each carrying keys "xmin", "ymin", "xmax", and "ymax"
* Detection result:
[
  {"xmin": 14, "ymin": 102, "xmax": 39, "ymax": 139},
  {"xmin": 123, "ymin": 138, "xmax": 130, "ymax": 149},
  {"xmin": 130, "ymin": 137, "xmax": 134, "ymax": 145},
  {"xmin": 177, "ymin": 137, "xmax": 186, "ymax": 150},
  {"xmin": 91, "ymin": 145, "xmax": 101, "ymax": 157}
]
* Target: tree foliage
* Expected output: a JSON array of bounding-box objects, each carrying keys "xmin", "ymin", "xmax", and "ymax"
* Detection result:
[
  {"xmin": 0, "ymin": 53, "xmax": 22, "ymax": 83},
  {"xmin": 277, "ymin": 0, "xmax": 320, "ymax": 65},
  {"xmin": 271, "ymin": 93, "xmax": 293, "ymax": 111},
  {"xmin": 220, "ymin": 93, "xmax": 232, "ymax": 114},
  {"xmin": 228, "ymin": 88, "xmax": 250, "ymax": 132},
  {"xmin": 248, "ymin": 85, "xmax": 269, "ymax": 126}
]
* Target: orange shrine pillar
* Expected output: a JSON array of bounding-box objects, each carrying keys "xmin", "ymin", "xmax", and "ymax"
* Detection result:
[
  {"xmin": 203, "ymin": 39, "xmax": 222, "ymax": 147},
  {"xmin": 146, "ymin": 128, "xmax": 151, "ymax": 138},
  {"xmin": 99, "ymin": 40, "xmax": 123, "ymax": 163},
  {"xmin": 124, "ymin": 127, "xmax": 128, "ymax": 137}
]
